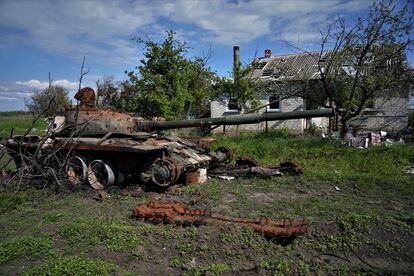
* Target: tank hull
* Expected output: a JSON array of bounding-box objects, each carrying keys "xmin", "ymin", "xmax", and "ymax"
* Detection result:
[{"xmin": 4, "ymin": 134, "xmax": 231, "ymax": 189}]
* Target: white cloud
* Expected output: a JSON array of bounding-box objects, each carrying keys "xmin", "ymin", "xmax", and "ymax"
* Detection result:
[
  {"xmin": 0, "ymin": 86, "xmax": 10, "ymax": 91},
  {"xmin": 0, "ymin": 79, "xmax": 80, "ymax": 111},
  {"xmin": 0, "ymin": 95, "xmax": 17, "ymax": 101},
  {"xmin": 16, "ymin": 79, "xmax": 78, "ymax": 90},
  {"xmin": 0, "ymin": 0, "xmax": 370, "ymax": 66}
]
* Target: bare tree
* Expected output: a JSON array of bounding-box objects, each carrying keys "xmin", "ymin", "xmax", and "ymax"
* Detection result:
[
  {"xmin": 280, "ymin": 0, "xmax": 414, "ymax": 137},
  {"xmin": 95, "ymin": 76, "xmax": 119, "ymax": 109},
  {"xmin": 1, "ymin": 96, "xmax": 88, "ymax": 192},
  {"xmin": 78, "ymin": 56, "xmax": 90, "ymax": 92}
]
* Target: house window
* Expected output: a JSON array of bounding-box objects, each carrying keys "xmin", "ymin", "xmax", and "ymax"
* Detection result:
[
  {"xmin": 226, "ymin": 98, "xmax": 239, "ymax": 112},
  {"xmin": 267, "ymin": 96, "xmax": 280, "ymax": 112}
]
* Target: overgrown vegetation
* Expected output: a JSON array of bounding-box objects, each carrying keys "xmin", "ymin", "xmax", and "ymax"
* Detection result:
[{"xmin": 1, "ymin": 132, "xmax": 413, "ymax": 274}]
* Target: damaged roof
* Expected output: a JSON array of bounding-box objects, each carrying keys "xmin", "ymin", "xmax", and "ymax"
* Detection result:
[{"xmin": 251, "ymin": 51, "xmax": 330, "ymax": 81}]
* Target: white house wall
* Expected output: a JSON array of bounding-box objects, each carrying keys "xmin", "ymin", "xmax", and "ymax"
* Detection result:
[{"xmin": 210, "ymin": 97, "xmax": 305, "ymax": 134}]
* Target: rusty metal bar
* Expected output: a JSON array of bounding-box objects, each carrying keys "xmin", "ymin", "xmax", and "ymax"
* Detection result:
[{"xmin": 132, "ymin": 200, "xmax": 309, "ymax": 238}]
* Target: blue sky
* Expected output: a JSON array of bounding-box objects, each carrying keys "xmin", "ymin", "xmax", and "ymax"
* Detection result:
[{"xmin": 0, "ymin": 0, "xmax": 412, "ymax": 111}]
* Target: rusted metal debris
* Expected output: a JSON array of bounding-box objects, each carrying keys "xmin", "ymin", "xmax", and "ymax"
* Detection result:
[
  {"xmin": 235, "ymin": 156, "xmax": 259, "ymax": 167},
  {"xmin": 132, "ymin": 200, "xmax": 309, "ymax": 238},
  {"xmin": 236, "ymin": 157, "xmax": 303, "ymax": 175},
  {"xmin": 75, "ymin": 87, "xmax": 96, "ymax": 107},
  {"xmin": 211, "ymin": 157, "xmax": 302, "ymax": 178}
]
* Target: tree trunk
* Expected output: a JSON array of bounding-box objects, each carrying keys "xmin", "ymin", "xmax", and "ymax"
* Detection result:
[{"xmin": 339, "ymin": 117, "xmax": 348, "ymax": 138}]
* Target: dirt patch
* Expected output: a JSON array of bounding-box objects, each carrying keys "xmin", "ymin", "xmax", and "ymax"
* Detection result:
[
  {"xmin": 127, "ymin": 261, "xmax": 181, "ymax": 275},
  {"xmin": 248, "ymin": 191, "xmax": 311, "ymax": 203}
]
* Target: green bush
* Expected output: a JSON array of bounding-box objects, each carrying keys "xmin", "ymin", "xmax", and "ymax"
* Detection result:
[{"xmin": 304, "ymin": 123, "xmax": 322, "ymax": 137}]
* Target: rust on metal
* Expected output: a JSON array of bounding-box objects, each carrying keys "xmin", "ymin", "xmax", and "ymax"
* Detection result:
[
  {"xmin": 184, "ymin": 168, "xmax": 207, "ymax": 185},
  {"xmin": 225, "ymin": 157, "xmax": 303, "ymax": 176},
  {"xmin": 74, "ymin": 87, "xmax": 96, "ymax": 107},
  {"xmin": 186, "ymin": 137, "xmax": 218, "ymax": 151},
  {"xmin": 132, "ymin": 200, "xmax": 309, "ymax": 238}
]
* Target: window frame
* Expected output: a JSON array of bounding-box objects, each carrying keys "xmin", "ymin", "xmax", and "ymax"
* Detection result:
[
  {"xmin": 266, "ymin": 96, "xmax": 281, "ymax": 112},
  {"xmin": 225, "ymin": 98, "xmax": 239, "ymax": 113}
]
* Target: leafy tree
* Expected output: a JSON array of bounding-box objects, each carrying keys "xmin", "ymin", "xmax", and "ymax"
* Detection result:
[
  {"xmin": 125, "ymin": 31, "xmax": 215, "ymax": 119},
  {"xmin": 26, "ymin": 85, "xmax": 70, "ymax": 117},
  {"xmin": 288, "ymin": 0, "xmax": 413, "ymax": 137},
  {"xmin": 214, "ymin": 63, "xmax": 260, "ymax": 113},
  {"xmin": 95, "ymin": 77, "xmax": 142, "ymax": 112}
]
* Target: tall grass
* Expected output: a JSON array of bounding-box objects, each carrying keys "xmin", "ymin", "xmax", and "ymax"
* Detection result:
[{"xmin": 215, "ymin": 130, "xmax": 414, "ymax": 188}]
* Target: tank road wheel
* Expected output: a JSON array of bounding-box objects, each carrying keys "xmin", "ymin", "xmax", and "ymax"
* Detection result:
[
  {"xmin": 151, "ymin": 158, "xmax": 181, "ymax": 187},
  {"xmin": 66, "ymin": 155, "xmax": 88, "ymax": 186},
  {"xmin": 87, "ymin": 160, "xmax": 115, "ymax": 190},
  {"xmin": 213, "ymin": 147, "xmax": 233, "ymax": 164}
]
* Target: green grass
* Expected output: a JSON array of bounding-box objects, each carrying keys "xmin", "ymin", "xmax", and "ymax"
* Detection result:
[
  {"xmin": 0, "ymin": 235, "xmax": 54, "ymax": 265},
  {"xmin": 0, "ymin": 113, "xmax": 47, "ymax": 139},
  {"xmin": 214, "ymin": 130, "xmax": 414, "ymax": 188},
  {"xmin": 23, "ymin": 256, "xmax": 128, "ymax": 276},
  {"xmin": 59, "ymin": 216, "xmax": 143, "ymax": 252},
  {"xmin": 0, "ymin": 131, "xmax": 413, "ymax": 274},
  {"xmin": 0, "ymin": 113, "xmax": 48, "ymax": 171}
]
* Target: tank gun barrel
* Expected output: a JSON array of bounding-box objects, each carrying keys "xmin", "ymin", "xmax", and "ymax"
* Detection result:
[{"xmin": 137, "ymin": 108, "xmax": 334, "ymax": 131}]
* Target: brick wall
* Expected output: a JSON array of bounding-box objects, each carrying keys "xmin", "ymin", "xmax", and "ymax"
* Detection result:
[{"xmin": 349, "ymin": 96, "xmax": 408, "ymax": 132}]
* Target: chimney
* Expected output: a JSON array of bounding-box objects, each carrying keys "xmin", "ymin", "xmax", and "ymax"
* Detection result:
[
  {"xmin": 265, "ymin": 49, "xmax": 272, "ymax": 58},
  {"xmin": 233, "ymin": 46, "xmax": 240, "ymax": 80}
]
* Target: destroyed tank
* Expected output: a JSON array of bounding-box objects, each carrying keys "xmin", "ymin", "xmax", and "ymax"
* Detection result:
[{"xmin": 4, "ymin": 88, "xmax": 334, "ymax": 189}]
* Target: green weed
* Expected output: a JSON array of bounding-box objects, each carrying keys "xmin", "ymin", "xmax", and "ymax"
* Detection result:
[
  {"xmin": 0, "ymin": 235, "xmax": 54, "ymax": 264},
  {"xmin": 43, "ymin": 210, "xmax": 67, "ymax": 223},
  {"xmin": 0, "ymin": 189, "xmax": 47, "ymax": 213},
  {"xmin": 59, "ymin": 216, "xmax": 142, "ymax": 252},
  {"xmin": 259, "ymin": 259, "xmax": 291, "ymax": 274},
  {"xmin": 184, "ymin": 262, "xmax": 231, "ymax": 276},
  {"xmin": 313, "ymin": 212, "xmax": 376, "ymax": 252},
  {"xmin": 23, "ymin": 256, "xmax": 128, "ymax": 276}
]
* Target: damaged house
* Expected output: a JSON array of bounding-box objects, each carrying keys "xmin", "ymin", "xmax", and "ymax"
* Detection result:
[{"xmin": 210, "ymin": 47, "xmax": 410, "ymax": 134}]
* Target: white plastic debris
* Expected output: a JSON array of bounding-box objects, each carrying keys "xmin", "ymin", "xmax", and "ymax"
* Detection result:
[
  {"xmin": 405, "ymin": 165, "xmax": 414, "ymax": 175},
  {"xmin": 370, "ymin": 132, "xmax": 381, "ymax": 145},
  {"xmin": 216, "ymin": 175, "xmax": 236, "ymax": 181},
  {"xmin": 334, "ymin": 186, "xmax": 341, "ymax": 191},
  {"xmin": 182, "ymin": 258, "xmax": 196, "ymax": 270},
  {"xmin": 345, "ymin": 128, "xmax": 355, "ymax": 146}
]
